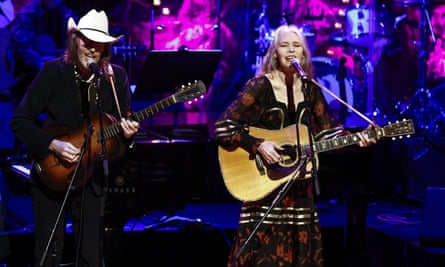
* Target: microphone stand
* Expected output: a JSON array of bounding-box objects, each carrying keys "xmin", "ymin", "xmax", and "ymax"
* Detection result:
[
  {"xmin": 93, "ymin": 75, "xmax": 109, "ymax": 267},
  {"xmin": 39, "ymin": 125, "xmax": 94, "ymax": 267},
  {"xmin": 291, "ymin": 58, "xmax": 377, "ymax": 127},
  {"xmin": 150, "ymin": 5, "xmax": 155, "ymax": 51},
  {"xmin": 311, "ymin": 78, "xmax": 377, "ymax": 127}
]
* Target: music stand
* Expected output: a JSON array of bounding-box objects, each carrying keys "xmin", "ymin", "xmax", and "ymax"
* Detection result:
[{"xmin": 134, "ymin": 49, "xmax": 222, "ymax": 101}]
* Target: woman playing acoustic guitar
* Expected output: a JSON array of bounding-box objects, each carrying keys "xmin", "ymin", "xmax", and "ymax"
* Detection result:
[{"xmin": 214, "ymin": 24, "xmax": 377, "ymax": 267}]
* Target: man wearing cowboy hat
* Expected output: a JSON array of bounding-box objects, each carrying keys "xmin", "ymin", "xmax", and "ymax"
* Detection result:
[{"xmin": 10, "ymin": 9, "xmax": 140, "ymax": 267}]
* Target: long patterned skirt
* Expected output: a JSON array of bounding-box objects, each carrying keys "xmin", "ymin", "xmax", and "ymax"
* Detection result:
[{"xmin": 227, "ymin": 178, "xmax": 324, "ymax": 267}]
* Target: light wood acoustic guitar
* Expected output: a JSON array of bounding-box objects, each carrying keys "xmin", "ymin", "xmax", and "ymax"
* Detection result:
[
  {"xmin": 34, "ymin": 80, "xmax": 206, "ymax": 191},
  {"xmin": 218, "ymin": 119, "xmax": 415, "ymax": 202}
]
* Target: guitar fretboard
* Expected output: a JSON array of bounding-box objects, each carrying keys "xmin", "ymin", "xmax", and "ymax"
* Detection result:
[
  {"xmin": 93, "ymin": 80, "xmax": 206, "ymax": 143},
  {"xmin": 97, "ymin": 95, "xmax": 177, "ymax": 142},
  {"xmin": 300, "ymin": 129, "xmax": 380, "ymax": 156}
]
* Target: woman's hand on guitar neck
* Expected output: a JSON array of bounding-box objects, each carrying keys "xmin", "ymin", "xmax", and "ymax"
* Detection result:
[
  {"xmin": 49, "ymin": 139, "xmax": 80, "ymax": 163},
  {"xmin": 357, "ymin": 124, "xmax": 378, "ymax": 147},
  {"xmin": 120, "ymin": 118, "xmax": 140, "ymax": 138}
]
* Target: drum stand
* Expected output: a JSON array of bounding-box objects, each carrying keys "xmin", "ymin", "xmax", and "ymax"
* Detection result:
[
  {"xmin": 397, "ymin": 0, "xmax": 445, "ymax": 135},
  {"xmin": 351, "ymin": 49, "xmax": 372, "ymax": 114},
  {"xmin": 252, "ymin": 0, "xmax": 273, "ymax": 73}
]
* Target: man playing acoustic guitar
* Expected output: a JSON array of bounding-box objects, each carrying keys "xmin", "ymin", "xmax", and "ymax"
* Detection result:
[{"xmin": 10, "ymin": 9, "xmax": 140, "ymax": 267}]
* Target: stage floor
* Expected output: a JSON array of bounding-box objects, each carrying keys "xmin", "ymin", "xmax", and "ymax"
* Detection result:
[{"xmin": 3, "ymin": 184, "xmax": 444, "ymax": 267}]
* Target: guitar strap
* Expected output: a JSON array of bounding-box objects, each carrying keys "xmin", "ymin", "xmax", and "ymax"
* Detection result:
[
  {"xmin": 78, "ymin": 79, "xmax": 96, "ymax": 120},
  {"xmin": 74, "ymin": 64, "xmax": 98, "ymax": 120},
  {"xmin": 104, "ymin": 62, "xmax": 123, "ymax": 120},
  {"xmin": 285, "ymin": 73, "xmax": 296, "ymax": 122}
]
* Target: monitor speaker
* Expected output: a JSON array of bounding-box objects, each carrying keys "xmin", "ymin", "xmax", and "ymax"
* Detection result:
[
  {"xmin": 401, "ymin": 137, "xmax": 445, "ymax": 201},
  {"xmin": 419, "ymin": 187, "xmax": 445, "ymax": 247}
]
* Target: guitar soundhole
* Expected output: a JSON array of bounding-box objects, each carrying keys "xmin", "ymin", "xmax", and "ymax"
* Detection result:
[
  {"xmin": 266, "ymin": 142, "xmax": 299, "ymax": 180},
  {"xmin": 278, "ymin": 143, "xmax": 298, "ymax": 167}
]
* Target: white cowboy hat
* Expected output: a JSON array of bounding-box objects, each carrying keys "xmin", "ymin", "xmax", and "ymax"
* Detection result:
[{"xmin": 67, "ymin": 9, "xmax": 123, "ymax": 44}]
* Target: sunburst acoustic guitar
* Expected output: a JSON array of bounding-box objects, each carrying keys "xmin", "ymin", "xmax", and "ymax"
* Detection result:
[{"xmin": 34, "ymin": 80, "xmax": 206, "ymax": 191}]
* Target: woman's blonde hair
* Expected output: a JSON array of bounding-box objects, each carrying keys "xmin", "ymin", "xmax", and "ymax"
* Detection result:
[{"xmin": 258, "ymin": 24, "xmax": 314, "ymax": 79}]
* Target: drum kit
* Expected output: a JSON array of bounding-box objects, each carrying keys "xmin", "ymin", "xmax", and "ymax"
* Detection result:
[
  {"xmin": 326, "ymin": 2, "xmax": 398, "ymax": 118},
  {"xmin": 342, "ymin": 1, "xmax": 445, "ymax": 135},
  {"xmin": 390, "ymin": 0, "xmax": 445, "ymax": 135}
]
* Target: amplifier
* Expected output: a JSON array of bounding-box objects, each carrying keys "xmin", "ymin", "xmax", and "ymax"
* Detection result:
[{"xmin": 420, "ymin": 187, "xmax": 445, "ymax": 247}]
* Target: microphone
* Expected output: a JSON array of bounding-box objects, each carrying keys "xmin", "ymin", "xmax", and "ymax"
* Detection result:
[
  {"xmin": 290, "ymin": 58, "xmax": 308, "ymax": 80},
  {"xmin": 87, "ymin": 60, "xmax": 102, "ymax": 76}
]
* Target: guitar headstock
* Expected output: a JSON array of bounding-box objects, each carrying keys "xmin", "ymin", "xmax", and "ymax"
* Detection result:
[
  {"xmin": 380, "ymin": 119, "xmax": 415, "ymax": 139},
  {"xmin": 174, "ymin": 80, "xmax": 207, "ymax": 103}
]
